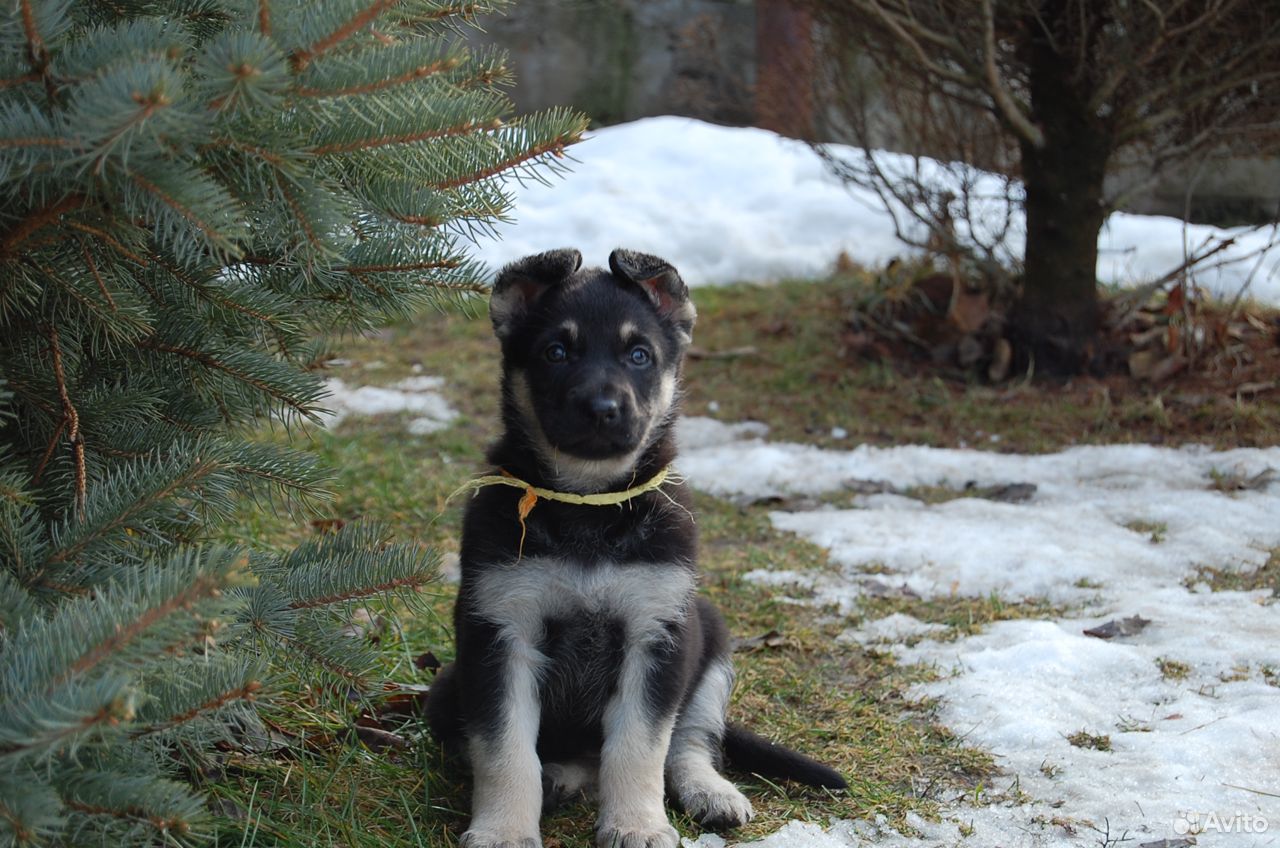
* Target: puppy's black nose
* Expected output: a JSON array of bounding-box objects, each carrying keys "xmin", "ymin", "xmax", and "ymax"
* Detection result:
[{"xmin": 589, "ymin": 395, "xmax": 621, "ymax": 424}]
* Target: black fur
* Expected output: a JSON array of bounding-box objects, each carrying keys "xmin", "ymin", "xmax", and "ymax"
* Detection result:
[{"xmin": 427, "ymin": 249, "xmax": 844, "ymax": 848}]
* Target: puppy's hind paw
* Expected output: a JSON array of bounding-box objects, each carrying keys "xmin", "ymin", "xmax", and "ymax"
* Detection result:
[
  {"xmin": 681, "ymin": 787, "xmax": 754, "ymax": 831},
  {"xmin": 595, "ymin": 821, "xmax": 679, "ymax": 848},
  {"xmin": 542, "ymin": 760, "xmax": 599, "ymax": 812},
  {"xmin": 459, "ymin": 829, "xmax": 541, "ymax": 848}
]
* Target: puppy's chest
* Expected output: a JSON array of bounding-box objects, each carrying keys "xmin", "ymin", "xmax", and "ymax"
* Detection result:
[{"xmin": 467, "ymin": 557, "xmax": 696, "ymax": 642}]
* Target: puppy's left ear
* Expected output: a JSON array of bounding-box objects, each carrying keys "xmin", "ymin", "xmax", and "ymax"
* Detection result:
[
  {"xmin": 490, "ymin": 248, "xmax": 582, "ymax": 338},
  {"xmin": 608, "ymin": 248, "xmax": 696, "ymax": 345}
]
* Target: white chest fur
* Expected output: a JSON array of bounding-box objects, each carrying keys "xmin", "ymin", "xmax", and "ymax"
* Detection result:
[{"xmin": 469, "ymin": 558, "xmax": 696, "ymax": 645}]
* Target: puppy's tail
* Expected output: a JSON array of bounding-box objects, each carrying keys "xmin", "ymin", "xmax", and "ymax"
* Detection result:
[{"xmin": 722, "ymin": 723, "xmax": 847, "ymax": 790}]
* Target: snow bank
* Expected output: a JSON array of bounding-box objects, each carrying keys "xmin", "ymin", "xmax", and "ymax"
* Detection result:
[{"xmin": 472, "ymin": 116, "xmax": 1280, "ymax": 305}]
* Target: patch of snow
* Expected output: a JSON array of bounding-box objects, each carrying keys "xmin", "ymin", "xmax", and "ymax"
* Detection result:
[
  {"xmin": 837, "ymin": 612, "xmax": 948, "ymax": 648},
  {"xmin": 472, "ymin": 116, "xmax": 1280, "ymax": 305},
  {"xmin": 900, "ymin": 613, "xmax": 1280, "ymax": 848},
  {"xmin": 320, "ymin": 376, "xmax": 458, "ymax": 432},
  {"xmin": 742, "ymin": 568, "xmax": 815, "ymax": 588},
  {"xmin": 679, "ymin": 426, "xmax": 1280, "ymax": 847},
  {"xmin": 676, "ymin": 416, "xmax": 770, "ymax": 451}
]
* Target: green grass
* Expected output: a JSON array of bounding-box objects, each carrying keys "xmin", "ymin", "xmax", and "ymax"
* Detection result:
[{"xmin": 208, "ymin": 275, "xmax": 1280, "ymax": 845}]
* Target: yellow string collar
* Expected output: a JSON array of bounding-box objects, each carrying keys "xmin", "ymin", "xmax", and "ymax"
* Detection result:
[{"xmin": 448, "ymin": 465, "xmax": 675, "ymax": 559}]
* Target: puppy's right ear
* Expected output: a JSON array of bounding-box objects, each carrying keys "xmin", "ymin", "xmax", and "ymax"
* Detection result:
[{"xmin": 489, "ymin": 248, "xmax": 582, "ymax": 338}]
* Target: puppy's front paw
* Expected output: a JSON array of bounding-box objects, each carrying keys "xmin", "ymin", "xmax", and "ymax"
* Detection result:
[
  {"xmin": 595, "ymin": 820, "xmax": 679, "ymax": 848},
  {"xmin": 680, "ymin": 787, "xmax": 754, "ymax": 831},
  {"xmin": 460, "ymin": 828, "xmax": 541, "ymax": 848}
]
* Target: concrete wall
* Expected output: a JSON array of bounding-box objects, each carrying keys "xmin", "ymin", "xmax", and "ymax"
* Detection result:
[
  {"xmin": 470, "ymin": 0, "xmax": 756, "ymax": 128},
  {"xmin": 473, "ymin": 1, "xmax": 1279, "ymax": 227}
]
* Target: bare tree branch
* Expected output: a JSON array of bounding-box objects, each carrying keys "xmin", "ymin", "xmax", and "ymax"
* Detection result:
[{"xmin": 980, "ymin": 0, "xmax": 1043, "ymax": 147}]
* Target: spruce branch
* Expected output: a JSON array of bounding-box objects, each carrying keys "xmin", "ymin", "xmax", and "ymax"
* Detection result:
[
  {"xmin": 0, "ymin": 194, "xmax": 86, "ymax": 258},
  {"xmin": 126, "ymin": 169, "xmax": 244, "ymax": 261},
  {"xmin": 276, "ymin": 178, "xmax": 326, "ymax": 252},
  {"xmin": 0, "ymin": 133, "xmax": 77, "ymax": 150},
  {"xmin": 0, "ymin": 72, "xmax": 41, "ymax": 89},
  {"xmin": 295, "ymin": 57, "xmax": 459, "ymax": 98},
  {"xmin": 64, "ymin": 221, "xmax": 149, "ymax": 265},
  {"xmin": 136, "ymin": 339, "xmax": 321, "ymax": 418},
  {"xmin": 39, "ymin": 452, "xmax": 227, "ymax": 573},
  {"xmin": 0, "ymin": 570, "xmax": 38, "ymax": 632},
  {"xmin": 431, "ymin": 121, "xmax": 582, "ymax": 190},
  {"xmin": 55, "ymin": 769, "xmax": 208, "ymax": 843},
  {"xmin": 81, "ymin": 243, "xmax": 118, "ymax": 312},
  {"xmin": 343, "ymin": 258, "xmax": 461, "ymax": 274},
  {"xmin": 290, "ymin": 0, "xmax": 400, "ymax": 71},
  {"xmin": 50, "ymin": 576, "xmax": 221, "ymax": 690},
  {"xmin": 0, "ymin": 772, "xmax": 62, "ymax": 844},
  {"xmin": 313, "ymin": 117, "xmax": 495, "ymax": 154},
  {"xmin": 287, "ymin": 567, "xmax": 435, "ymax": 609},
  {"xmin": 0, "ymin": 1, "xmax": 586, "ymax": 839},
  {"xmin": 133, "ymin": 680, "xmax": 262, "ymax": 737},
  {"xmin": 31, "ymin": 416, "xmax": 66, "ymax": 485},
  {"xmin": 152, "ymin": 255, "xmax": 279, "ymax": 326},
  {"xmin": 0, "ymin": 676, "xmax": 138, "ymax": 764}
]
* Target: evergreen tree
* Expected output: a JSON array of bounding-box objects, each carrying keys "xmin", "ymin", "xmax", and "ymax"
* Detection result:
[{"xmin": 0, "ymin": 1, "xmax": 586, "ymax": 844}]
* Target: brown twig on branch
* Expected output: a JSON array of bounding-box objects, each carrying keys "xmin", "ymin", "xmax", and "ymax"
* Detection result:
[
  {"xmin": 290, "ymin": 0, "xmax": 400, "ymax": 71},
  {"xmin": 0, "ymin": 195, "xmax": 87, "ymax": 258},
  {"xmin": 46, "ymin": 325, "xmax": 87, "ymax": 520}
]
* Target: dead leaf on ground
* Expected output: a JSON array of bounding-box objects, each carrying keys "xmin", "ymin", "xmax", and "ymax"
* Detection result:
[
  {"xmin": 373, "ymin": 683, "xmax": 433, "ymax": 718},
  {"xmin": 987, "ymin": 337, "xmax": 1013, "ymax": 382},
  {"xmin": 350, "ymin": 718, "xmax": 410, "ymax": 752},
  {"xmin": 965, "ymin": 481, "xmax": 1037, "ymax": 503},
  {"xmin": 1235, "ymin": 380, "xmax": 1277, "ymax": 397},
  {"xmin": 337, "ymin": 608, "xmax": 386, "ymax": 643},
  {"xmin": 1084, "ymin": 615, "xmax": 1152, "ymax": 640},
  {"xmin": 229, "ymin": 716, "xmax": 304, "ymax": 756},
  {"xmin": 414, "ymin": 650, "xmax": 441, "ymax": 673},
  {"xmin": 843, "ymin": 478, "xmax": 895, "ymax": 495},
  {"xmin": 949, "ymin": 288, "xmax": 990, "ymax": 334},
  {"xmin": 310, "ymin": 517, "xmax": 347, "ymax": 534},
  {"xmin": 733, "ymin": 629, "xmax": 787, "ymax": 652},
  {"xmin": 1129, "ymin": 349, "xmax": 1185, "ymax": 381},
  {"xmin": 1209, "ymin": 467, "xmax": 1277, "ymax": 492},
  {"xmin": 861, "ymin": 579, "xmax": 920, "ymax": 599}
]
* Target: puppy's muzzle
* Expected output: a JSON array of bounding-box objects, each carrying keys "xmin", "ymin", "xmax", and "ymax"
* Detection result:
[{"xmin": 587, "ymin": 395, "xmax": 621, "ymax": 425}]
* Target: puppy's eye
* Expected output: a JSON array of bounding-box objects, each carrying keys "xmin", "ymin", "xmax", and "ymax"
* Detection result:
[
  {"xmin": 628, "ymin": 346, "xmax": 652, "ymax": 367},
  {"xmin": 545, "ymin": 342, "xmax": 568, "ymax": 363}
]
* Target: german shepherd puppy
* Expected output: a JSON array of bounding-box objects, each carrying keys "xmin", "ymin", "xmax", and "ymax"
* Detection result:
[{"xmin": 428, "ymin": 248, "xmax": 845, "ymax": 848}]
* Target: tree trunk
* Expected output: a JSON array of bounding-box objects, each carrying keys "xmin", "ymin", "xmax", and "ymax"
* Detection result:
[{"xmin": 1013, "ymin": 4, "xmax": 1112, "ymax": 376}]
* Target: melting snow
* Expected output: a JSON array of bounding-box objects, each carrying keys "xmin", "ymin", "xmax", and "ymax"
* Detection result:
[
  {"xmin": 319, "ymin": 375, "xmax": 458, "ymax": 434},
  {"xmin": 676, "ymin": 417, "xmax": 1280, "ymax": 847}
]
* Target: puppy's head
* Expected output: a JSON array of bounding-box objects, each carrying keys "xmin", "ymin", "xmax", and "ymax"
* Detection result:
[{"xmin": 490, "ymin": 248, "xmax": 695, "ymax": 487}]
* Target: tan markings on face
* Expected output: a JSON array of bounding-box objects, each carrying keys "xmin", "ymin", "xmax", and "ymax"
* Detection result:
[
  {"xmin": 618, "ymin": 321, "xmax": 638, "ymax": 343},
  {"xmin": 559, "ymin": 320, "xmax": 579, "ymax": 342}
]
